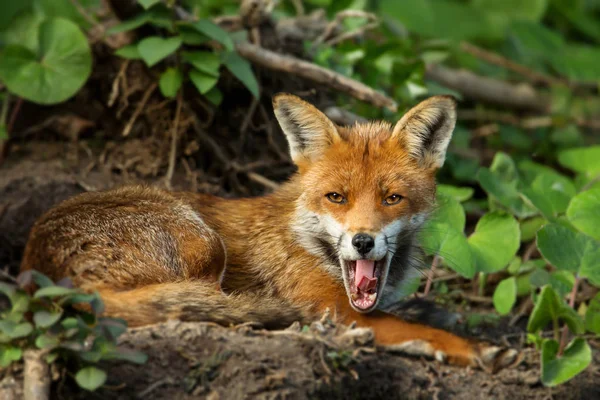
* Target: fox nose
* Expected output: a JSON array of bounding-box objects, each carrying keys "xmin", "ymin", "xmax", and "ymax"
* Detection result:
[{"xmin": 352, "ymin": 233, "xmax": 375, "ymax": 255}]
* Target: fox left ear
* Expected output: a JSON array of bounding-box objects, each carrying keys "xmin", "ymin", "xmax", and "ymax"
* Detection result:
[
  {"xmin": 273, "ymin": 93, "xmax": 341, "ymax": 163},
  {"xmin": 391, "ymin": 95, "xmax": 457, "ymax": 170}
]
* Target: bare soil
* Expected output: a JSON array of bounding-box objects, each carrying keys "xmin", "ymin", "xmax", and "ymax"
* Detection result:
[{"xmin": 1, "ymin": 141, "xmax": 599, "ymax": 400}]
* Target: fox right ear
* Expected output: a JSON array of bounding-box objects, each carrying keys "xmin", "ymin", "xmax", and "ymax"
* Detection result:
[{"xmin": 273, "ymin": 93, "xmax": 340, "ymax": 163}]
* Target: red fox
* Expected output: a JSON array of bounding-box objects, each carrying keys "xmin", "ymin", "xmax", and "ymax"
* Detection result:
[{"xmin": 21, "ymin": 94, "xmax": 518, "ymax": 371}]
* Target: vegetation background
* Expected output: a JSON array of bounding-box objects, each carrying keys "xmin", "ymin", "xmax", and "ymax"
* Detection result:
[{"xmin": 0, "ymin": 0, "xmax": 599, "ymax": 398}]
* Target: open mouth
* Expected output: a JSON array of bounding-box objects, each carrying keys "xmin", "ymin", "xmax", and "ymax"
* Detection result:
[{"xmin": 344, "ymin": 259, "xmax": 386, "ymax": 312}]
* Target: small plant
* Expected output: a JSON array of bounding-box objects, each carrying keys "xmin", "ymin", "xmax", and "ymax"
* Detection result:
[
  {"xmin": 0, "ymin": 270, "xmax": 146, "ymax": 392},
  {"xmin": 109, "ymin": 0, "xmax": 259, "ymax": 104}
]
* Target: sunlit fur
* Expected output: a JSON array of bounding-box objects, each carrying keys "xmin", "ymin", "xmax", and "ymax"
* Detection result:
[{"xmin": 18, "ymin": 94, "xmax": 520, "ymax": 369}]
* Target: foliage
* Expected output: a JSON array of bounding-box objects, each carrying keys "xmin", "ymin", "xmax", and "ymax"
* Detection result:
[
  {"xmin": 0, "ymin": 270, "xmax": 146, "ymax": 392},
  {"xmin": 0, "ymin": 0, "xmax": 599, "ymax": 389}
]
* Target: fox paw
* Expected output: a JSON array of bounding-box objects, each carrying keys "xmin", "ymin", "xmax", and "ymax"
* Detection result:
[
  {"xmin": 387, "ymin": 340, "xmax": 522, "ymax": 373},
  {"xmin": 474, "ymin": 343, "xmax": 523, "ymax": 374}
]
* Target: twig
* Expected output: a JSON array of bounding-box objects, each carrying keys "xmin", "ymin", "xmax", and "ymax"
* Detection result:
[
  {"xmin": 458, "ymin": 109, "xmax": 600, "ymax": 132},
  {"xmin": 290, "ymin": 0, "xmax": 305, "ymax": 16},
  {"xmin": 121, "ymin": 82, "xmax": 157, "ymax": 137},
  {"xmin": 581, "ymin": 174, "xmax": 600, "ymax": 192},
  {"xmin": 7, "ymin": 97, "xmax": 23, "ymax": 133},
  {"xmin": 69, "ymin": 0, "xmax": 102, "ymax": 31},
  {"xmin": 425, "ymin": 64, "xmax": 549, "ymax": 113},
  {"xmin": 164, "ymin": 91, "xmax": 183, "ymax": 189},
  {"xmin": 326, "ymin": 21, "xmax": 379, "ymax": 47},
  {"xmin": 313, "ymin": 10, "xmax": 377, "ymax": 48},
  {"xmin": 324, "ymin": 107, "xmax": 367, "ymax": 126},
  {"xmin": 558, "ymin": 275, "xmax": 580, "ymax": 356},
  {"xmin": 460, "ymin": 42, "xmax": 564, "ymax": 87},
  {"xmin": 235, "ymin": 42, "xmax": 397, "ymax": 112},
  {"xmin": 108, "ymin": 60, "xmax": 130, "ymax": 107},
  {"xmin": 23, "ymin": 349, "xmax": 50, "ymax": 400},
  {"xmin": 423, "ymin": 255, "xmax": 439, "ymax": 296},
  {"xmin": 246, "ymin": 171, "xmax": 279, "ymax": 191}
]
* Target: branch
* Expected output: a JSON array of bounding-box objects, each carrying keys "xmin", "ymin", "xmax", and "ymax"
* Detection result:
[
  {"xmin": 23, "ymin": 349, "xmax": 50, "ymax": 400},
  {"xmin": 425, "ymin": 64, "xmax": 550, "ymax": 113},
  {"xmin": 235, "ymin": 42, "xmax": 397, "ymax": 112}
]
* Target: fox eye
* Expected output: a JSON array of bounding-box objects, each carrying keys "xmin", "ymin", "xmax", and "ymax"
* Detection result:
[
  {"xmin": 384, "ymin": 194, "xmax": 403, "ymax": 206},
  {"xmin": 326, "ymin": 192, "xmax": 346, "ymax": 204}
]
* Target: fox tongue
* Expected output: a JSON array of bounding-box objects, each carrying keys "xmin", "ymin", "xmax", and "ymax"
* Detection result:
[{"xmin": 355, "ymin": 259, "xmax": 376, "ymax": 288}]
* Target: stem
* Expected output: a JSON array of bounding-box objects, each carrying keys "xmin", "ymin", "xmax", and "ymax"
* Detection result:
[
  {"xmin": 478, "ymin": 272, "xmax": 487, "ymax": 297},
  {"xmin": 0, "ymin": 91, "xmax": 10, "ymax": 126},
  {"xmin": 423, "ymin": 255, "xmax": 439, "ymax": 296},
  {"xmin": 558, "ymin": 275, "xmax": 580, "ymax": 356}
]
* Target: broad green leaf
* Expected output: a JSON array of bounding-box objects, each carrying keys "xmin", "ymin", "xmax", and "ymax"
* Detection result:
[
  {"xmin": 182, "ymin": 51, "xmax": 221, "ymax": 77},
  {"xmin": 528, "ymin": 285, "xmax": 584, "ymax": 334},
  {"xmin": 585, "ymin": 294, "xmax": 600, "ymax": 334},
  {"xmin": 0, "ymin": 1, "xmax": 33, "ymax": 31},
  {"xmin": 566, "ymin": 188, "xmax": 600, "ymax": 241},
  {"xmin": 436, "ymin": 184, "xmax": 474, "ymax": 202},
  {"xmin": 558, "ymin": 146, "xmax": 600, "ymax": 175},
  {"xmin": 0, "ymin": 345, "xmax": 22, "ymax": 367},
  {"xmin": 550, "ymin": 270, "xmax": 575, "ymax": 298},
  {"xmin": 95, "ymin": 318, "xmax": 128, "ymax": 340},
  {"xmin": 137, "ymin": 36, "xmax": 182, "ymax": 67},
  {"xmin": 522, "ymin": 172, "xmax": 576, "ymax": 218},
  {"xmin": 468, "ymin": 212, "xmax": 520, "ymax": 273},
  {"xmin": 34, "ymin": 309, "xmax": 63, "ymax": 328},
  {"xmin": 0, "ymin": 321, "xmax": 33, "ymax": 339},
  {"xmin": 107, "ymin": 13, "xmax": 151, "ymax": 35},
  {"xmin": 192, "ymin": 20, "xmax": 234, "ymax": 51},
  {"xmin": 222, "ymin": 52, "xmax": 260, "ymax": 99},
  {"xmin": 429, "ymin": 193, "xmax": 465, "ymax": 231},
  {"xmin": 490, "ymin": 152, "xmax": 518, "ymax": 183},
  {"xmin": 529, "ymin": 267, "xmax": 550, "ymax": 288},
  {"xmin": 0, "ymin": 7, "xmax": 45, "ymax": 52},
  {"xmin": 541, "ymin": 338, "xmax": 591, "ymax": 387},
  {"xmin": 204, "ymin": 87, "xmax": 223, "ymax": 106},
  {"xmin": 0, "ymin": 18, "xmax": 92, "ymax": 104},
  {"xmin": 35, "ymin": 333, "xmax": 60, "ymax": 349},
  {"xmin": 493, "ymin": 277, "xmax": 517, "ymax": 315},
  {"xmin": 420, "ymin": 223, "xmax": 474, "ymax": 278},
  {"xmin": 537, "ymin": 224, "xmax": 600, "ymax": 284},
  {"xmin": 34, "ymin": 286, "xmax": 78, "ymax": 298},
  {"xmin": 477, "ymin": 168, "xmax": 536, "ymax": 218},
  {"xmin": 107, "ymin": 7, "xmax": 172, "ymax": 35},
  {"xmin": 138, "ymin": 0, "xmax": 161, "ymax": 9},
  {"xmin": 520, "ymin": 216, "xmax": 547, "ymax": 242},
  {"xmin": 75, "ymin": 366, "xmax": 107, "ymax": 391},
  {"xmin": 189, "ymin": 70, "xmax": 218, "ymax": 94},
  {"xmin": 0, "ymin": 126, "xmax": 8, "ymax": 140},
  {"xmin": 31, "ymin": 271, "xmax": 54, "ymax": 288},
  {"xmin": 159, "ymin": 68, "xmax": 183, "ymax": 98},
  {"xmin": 114, "ymin": 44, "xmax": 141, "ymax": 60}
]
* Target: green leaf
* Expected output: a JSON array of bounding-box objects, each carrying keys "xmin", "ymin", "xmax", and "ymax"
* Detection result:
[
  {"xmin": 468, "ymin": 212, "xmax": 520, "ymax": 273},
  {"xmin": 420, "ymin": 223, "xmax": 474, "ymax": 278},
  {"xmin": 436, "ymin": 184, "xmax": 474, "ymax": 202},
  {"xmin": 537, "ymin": 224, "xmax": 600, "ymax": 284},
  {"xmin": 0, "ymin": 125, "xmax": 8, "ymax": 140},
  {"xmin": 0, "ymin": 321, "xmax": 33, "ymax": 339},
  {"xmin": 35, "ymin": 333, "xmax": 60, "ymax": 349},
  {"xmin": 182, "ymin": 51, "xmax": 221, "ymax": 77},
  {"xmin": 159, "ymin": 67, "xmax": 183, "ymax": 98},
  {"xmin": 528, "ymin": 285, "xmax": 584, "ymax": 334},
  {"xmin": 204, "ymin": 87, "xmax": 222, "ymax": 106},
  {"xmin": 493, "ymin": 277, "xmax": 517, "ymax": 315},
  {"xmin": 222, "ymin": 52, "xmax": 260, "ymax": 99},
  {"xmin": 520, "ymin": 216, "xmax": 547, "ymax": 242},
  {"xmin": 566, "ymin": 188, "xmax": 600, "ymax": 241},
  {"xmin": 34, "ymin": 286, "xmax": 78, "ymax": 298},
  {"xmin": 585, "ymin": 294, "xmax": 600, "ymax": 334},
  {"xmin": 429, "ymin": 193, "xmax": 465, "ymax": 231},
  {"xmin": 189, "ymin": 70, "xmax": 219, "ymax": 94},
  {"xmin": 0, "ymin": 345, "xmax": 23, "ymax": 367},
  {"xmin": 34, "ymin": 309, "xmax": 63, "ymax": 328},
  {"xmin": 114, "ymin": 44, "xmax": 141, "ymax": 60},
  {"xmin": 541, "ymin": 338, "xmax": 591, "ymax": 387},
  {"xmin": 75, "ymin": 366, "xmax": 107, "ymax": 391},
  {"xmin": 138, "ymin": 0, "xmax": 161, "ymax": 9},
  {"xmin": 477, "ymin": 168, "xmax": 536, "ymax": 218},
  {"xmin": 522, "ymin": 172, "xmax": 576, "ymax": 218},
  {"xmin": 31, "ymin": 271, "xmax": 54, "ymax": 288},
  {"xmin": 0, "ymin": 18, "xmax": 92, "ymax": 105},
  {"xmin": 137, "ymin": 36, "xmax": 182, "ymax": 67},
  {"xmin": 558, "ymin": 146, "xmax": 600, "ymax": 175},
  {"xmin": 191, "ymin": 20, "xmax": 234, "ymax": 51}
]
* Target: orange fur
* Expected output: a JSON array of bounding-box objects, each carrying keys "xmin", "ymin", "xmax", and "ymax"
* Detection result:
[{"xmin": 20, "ymin": 94, "xmax": 517, "ymax": 370}]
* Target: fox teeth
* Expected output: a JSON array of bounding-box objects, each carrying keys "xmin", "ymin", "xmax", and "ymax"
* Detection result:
[
  {"xmin": 368, "ymin": 293, "xmax": 377, "ymax": 301},
  {"xmin": 351, "ymin": 293, "xmax": 359, "ymax": 301}
]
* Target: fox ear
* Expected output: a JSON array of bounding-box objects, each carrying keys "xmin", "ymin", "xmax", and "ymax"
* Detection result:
[
  {"xmin": 273, "ymin": 93, "xmax": 340, "ymax": 163},
  {"xmin": 391, "ymin": 95, "xmax": 457, "ymax": 170}
]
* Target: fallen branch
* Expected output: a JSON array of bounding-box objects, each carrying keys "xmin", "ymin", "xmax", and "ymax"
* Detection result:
[
  {"xmin": 23, "ymin": 349, "xmax": 50, "ymax": 400},
  {"xmin": 235, "ymin": 42, "xmax": 397, "ymax": 112},
  {"xmin": 425, "ymin": 64, "xmax": 549, "ymax": 113}
]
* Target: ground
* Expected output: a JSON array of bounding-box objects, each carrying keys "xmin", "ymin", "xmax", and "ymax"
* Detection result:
[{"xmin": 1, "ymin": 141, "xmax": 599, "ymax": 399}]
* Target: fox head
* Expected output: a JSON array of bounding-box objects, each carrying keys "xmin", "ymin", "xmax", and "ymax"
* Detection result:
[{"xmin": 273, "ymin": 93, "xmax": 456, "ymax": 313}]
